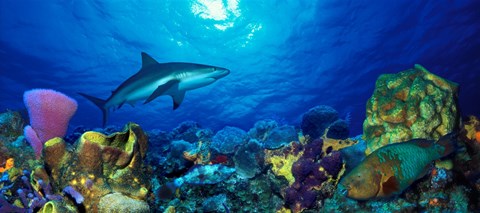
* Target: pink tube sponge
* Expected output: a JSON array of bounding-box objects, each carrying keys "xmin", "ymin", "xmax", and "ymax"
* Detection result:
[
  {"xmin": 24, "ymin": 125, "xmax": 43, "ymax": 159},
  {"xmin": 23, "ymin": 89, "xmax": 78, "ymax": 143}
]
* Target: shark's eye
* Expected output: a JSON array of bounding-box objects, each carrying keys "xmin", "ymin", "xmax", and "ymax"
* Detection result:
[{"xmin": 213, "ymin": 67, "xmax": 217, "ymax": 71}]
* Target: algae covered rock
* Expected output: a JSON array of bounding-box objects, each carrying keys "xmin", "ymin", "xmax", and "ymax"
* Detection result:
[{"xmin": 363, "ymin": 64, "xmax": 459, "ymax": 154}]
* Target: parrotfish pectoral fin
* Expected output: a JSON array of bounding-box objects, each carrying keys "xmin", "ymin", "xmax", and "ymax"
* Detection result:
[
  {"xmin": 171, "ymin": 91, "xmax": 185, "ymax": 110},
  {"xmin": 78, "ymin": 93, "xmax": 109, "ymax": 127},
  {"xmin": 144, "ymin": 80, "xmax": 180, "ymax": 104},
  {"xmin": 434, "ymin": 133, "xmax": 458, "ymax": 157},
  {"xmin": 381, "ymin": 176, "xmax": 400, "ymax": 196},
  {"xmin": 141, "ymin": 52, "xmax": 159, "ymax": 68}
]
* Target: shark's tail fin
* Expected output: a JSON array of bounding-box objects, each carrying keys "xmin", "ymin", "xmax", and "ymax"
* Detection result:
[{"xmin": 78, "ymin": 93, "xmax": 108, "ymax": 127}]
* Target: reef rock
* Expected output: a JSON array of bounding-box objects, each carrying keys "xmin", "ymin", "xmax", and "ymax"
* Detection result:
[{"xmin": 363, "ymin": 64, "xmax": 459, "ymax": 154}]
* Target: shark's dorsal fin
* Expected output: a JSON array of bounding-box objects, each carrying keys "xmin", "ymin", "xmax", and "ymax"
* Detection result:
[
  {"xmin": 141, "ymin": 52, "xmax": 159, "ymax": 68},
  {"xmin": 171, "ymin": 91, "xmax": 185, "ymax": 110},
  {"xmin": 144, "ymin": 80, "xmax": 179, "ymax": 104}
]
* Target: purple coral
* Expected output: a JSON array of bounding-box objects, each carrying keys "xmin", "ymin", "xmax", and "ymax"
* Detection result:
[
  {"xmin": 285, "ymin": 186, "xmax": 317, "ymax": 212},
  {"xmin": 319, "ymin": 151, "xmax": 343, "ymax": 176},
  {"xmin": 1, "ymin": 171, "xmax": 63, "ymax": 212},
  {"xmin": 284, "ymin": 138, "xmax": 343, "ymax": 212},
  {"xmin": 303, "ymin": 138, "xmax": 323, "ymax": 159},
  {"xmin": 63, "ymin": 186, "xmax": 84, "ymax": 204}
]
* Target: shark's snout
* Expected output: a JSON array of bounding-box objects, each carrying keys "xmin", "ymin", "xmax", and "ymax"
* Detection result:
[{"xmin": 211, "ymin": 67, "xmax": 230, "ymax": 79}]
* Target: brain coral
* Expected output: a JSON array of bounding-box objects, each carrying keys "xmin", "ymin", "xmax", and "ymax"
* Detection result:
[
  {"xmin": 363, "ymin": 64, "xmax": 459, "ymax": 154},
  {"xmin": 211, "ymin": 126, "xmax": 248, "ymax": 154}
]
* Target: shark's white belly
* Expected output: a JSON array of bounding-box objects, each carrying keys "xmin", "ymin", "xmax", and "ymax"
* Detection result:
[
  {"xmin": 110, "ymin": 76, "xmax": 216, "ymax": 107},
  {"xmin": 178, "ymin": 77, "xmax": 216, "ymax": 91}
]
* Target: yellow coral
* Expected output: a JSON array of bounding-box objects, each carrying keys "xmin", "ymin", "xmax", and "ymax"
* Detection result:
[
  {"xmin": 464, "ymin": 116, "xmax": 479, "ymax": 141},
  {"xmin": 435, "ymin": 159, "xmax": 453, "ymax": 170},
  {"xmin": 0, "ymin": 158, "xmax": 14, "ymax": 173},
  {"xmin": 321, "ymin": 137, "xmax": 358, "ymax": 153},
  {"xmin": 265, "ymin": 143, "xmax": 303, "ymax": 185},
  {"xmin": 276, "ymin": 206, "xmax": 292, "ymax": 213}
]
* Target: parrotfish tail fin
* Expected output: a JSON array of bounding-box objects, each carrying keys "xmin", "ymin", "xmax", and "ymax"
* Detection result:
[
  {"xmin": 435, "ymin": 133, "xmax": 458, "ymax": 157},
  {"xmin": 78, "ymin": 93, "xmax": 109, "ymax": 127}
]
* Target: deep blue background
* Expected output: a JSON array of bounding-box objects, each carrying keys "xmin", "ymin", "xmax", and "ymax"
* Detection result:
[{"xmin": 1, "ymin": 0, "xmax": 479, "ymax": 135}]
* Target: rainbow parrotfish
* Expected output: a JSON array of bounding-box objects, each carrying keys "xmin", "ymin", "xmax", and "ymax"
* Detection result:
[{"xmin": 338, "ymin": 133, "xmax": 457, "ymax": 200}]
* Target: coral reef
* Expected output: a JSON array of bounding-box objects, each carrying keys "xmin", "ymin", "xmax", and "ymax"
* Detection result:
[
  {"xmin": 0, "ymin": 111, "xmax": 24, "ymax": 140},
  {"xmin": 456, "ymin": 115, "xmax": 480, "ymax": 191},
  {"xmin": 301, "ymin": 105, "xmax": 339, "ymax": 140},
  {"xmin": 264, "ymin": 125, "xmax": 298, "ymax": 149},
  {"xmin": 325, "ymin": 119, "xmax": 350, "ymax": 140},
  {"xmin": 301, "ymin": 105, "xmax": 350, "ymax": 140},
  {"xmin": 164, "ymin": 140, "xmax": 194, "ymax": 174},
  {"xmin": 0, "ymin": 168, "xmax": 75, "ymax": 213},
  {"xmin": 233, "ymin": 140, "xmax": 264, "ymax": 179},
  {"xmin": 40, "ymin": 122, "xmax": 150, "ymax": 212},
  {"xmin": 98, "ymin": 192, "xmax": 150, "ymax": 213},
  {"xmin": 264, "ymin": 143, "xmax": 303, "ymax": 185},
  {"xmin": 248, "ymin": 119, "xmax": 279, "ymax": 141},
  {"xmin": 170, "ymin": 121, "xmax": 202, "ymax": 143},
  {"xmin": 0, "ymin": 111, "xmax": 32, "ymax": 170},
  {"xmin": 363, "ymin": 64, "xmax": 459, "ymax": 154},
  {"xmin": 23, "ymin": 89, "xmax": 78, "ymax": 158},
  {"xmin": 202, "ymin": 194, "xmax": 227, "ymax": 212},
  {"xmin": 285, "ymin": 138, "xmax": 344, "ymax": 212},
  {"xmin": 211, "ymin": 126, "xmax": 249, "ymax": 154}
]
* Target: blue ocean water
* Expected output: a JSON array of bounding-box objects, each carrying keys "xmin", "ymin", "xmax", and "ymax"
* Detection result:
[{"xmin": 1, "ymin": 0, "xmax": 479, "ymax": 135}]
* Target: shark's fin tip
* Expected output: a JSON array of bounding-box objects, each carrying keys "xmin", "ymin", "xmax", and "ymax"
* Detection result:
[{"xmin": 141, "ymin": 52, "xmax": 159, "ymax": 68}]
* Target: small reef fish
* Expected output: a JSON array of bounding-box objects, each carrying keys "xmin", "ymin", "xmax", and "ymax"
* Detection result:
[
  {"xmin": 338, "ymin": 133, "xmax": 457, "ymax": 200},
  {"xmin": 79, "ymin": 52, "xmax": 230, "ymax": 126}
]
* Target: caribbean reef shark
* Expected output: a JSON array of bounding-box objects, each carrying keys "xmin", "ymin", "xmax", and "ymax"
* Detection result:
[{"xmin": 79, "ymin": 52, "xmax": 230, "ymax": 126}]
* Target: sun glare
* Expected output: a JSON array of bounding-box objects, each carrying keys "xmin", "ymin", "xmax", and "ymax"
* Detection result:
[{"xmin": 191, "ymin": 0, "xmax": 241, "ymax": 30}]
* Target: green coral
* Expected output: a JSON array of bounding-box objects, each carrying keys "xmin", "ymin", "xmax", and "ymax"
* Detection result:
[{"xmin": 363, "ymin": 64, "xmax": 459, "ymax": 154}]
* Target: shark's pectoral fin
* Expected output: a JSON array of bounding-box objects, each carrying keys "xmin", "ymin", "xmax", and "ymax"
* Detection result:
[
  {"xmin": 144, "ymin": 80, "xmax": 180, "ymax": 104},
  {"xmin": 171, "ymin": 91, "xmax": 185, "ymax": 110}
]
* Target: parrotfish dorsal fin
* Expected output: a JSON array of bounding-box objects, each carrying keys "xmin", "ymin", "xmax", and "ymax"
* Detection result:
[
  {"xmin": 141, "ymin": 52, "xmax": 159, "ymax": 68},
  {"xmin": 382, "ymin": 176, "xmax": 400, "ymax": 196}
]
